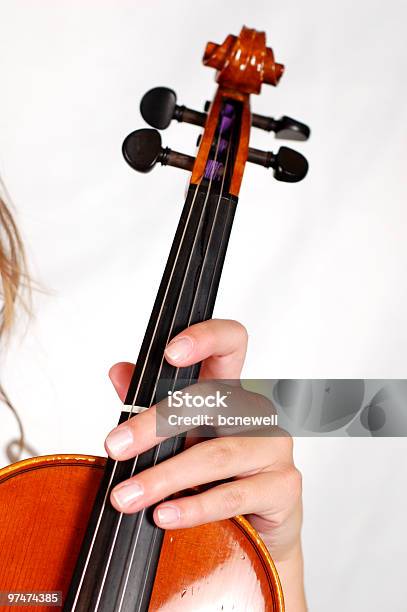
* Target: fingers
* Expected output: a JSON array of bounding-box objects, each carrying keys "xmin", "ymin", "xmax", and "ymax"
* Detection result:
[
  {"xmin": 110, "ymin": 435, "xmax": 293, "ymax": 513},
  {"xmin": 109, "ymin": 362, "xmax": 135, "ymax": 401},
  {"xmin": 164, "ymin": 319, "xmax": 248, "ymax": 379},
  {"xmin": 104, "ymin": 405, "xmax": 164, "ymax": 460},
  {"xmin": 104, "ymin": 391, "xmax": 283, "ymax": 462},
  {"xmin": 153, "ymin": 468, "xmax": 302, "ymax": 529},
  {"xmin": 109, "ymin": 320, "xmax": 248, "ymax": 400},
  {"xmin": 104, "ymin": 388, "xmax": 205, "ymax": 460},
  {"xmin": 106, "ymin": 319, "xmax": 249, "ymax": 459}
]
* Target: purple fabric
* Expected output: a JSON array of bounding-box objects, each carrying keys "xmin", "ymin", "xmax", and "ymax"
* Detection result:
[
  {"xmin": 219, "ymin": 138, "xmax": 228, "ymax": 153},
  {"xmin": 220, "ymin": 115, "xmax": 233, "ymax": 133},
  {"xmin": 204, "ymin": 159, "xmax": 224, "ymax": 180},
  {"xmin": 204, "ymin": 102, "xmax": 235, "ymax": 181}
]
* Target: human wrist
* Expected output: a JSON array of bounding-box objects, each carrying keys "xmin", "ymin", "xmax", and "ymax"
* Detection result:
[{"xmin": 274, "ymin": 542, "xmax": 307, "ymax": 612}]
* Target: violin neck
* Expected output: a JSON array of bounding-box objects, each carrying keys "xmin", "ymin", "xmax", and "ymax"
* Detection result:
[
  {"xmin": 125, "ymin": 181, "xmax": 237, "ymax": 407},
  {"xmin": 65, "ymin": 181, "xmax": 238, "ymax": 611}
]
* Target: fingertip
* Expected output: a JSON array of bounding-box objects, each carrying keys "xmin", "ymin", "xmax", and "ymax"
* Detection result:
[
  {"xmin": 164, "ymin": 336, "xmax": 194, "ymax": 365},
  {"xmin": 108, "ymin": 363, "xmax": 119, "ymax": 381},
  {"xmin": 104, "ymin": 439, "xmax": 121, "ymax": 461},
  {"xmin": 108, "ymin": 361, "xmax": 135, "ymax": 381},
  {"xmin": 108, "ymin": 362, "xmax": 135, "ymax": 401},
  {"xmin": 154, "ymin": 504, "xmax": 181, "ymax": 527},
  {"xmin": 104, "ymin": 437, "xmax": 123, "ymax": 461},
  {"xmin": 104, "ymin": 422, "xmax": 134, "ymax": 460},
  {"xmin": 110, "ymin": 489, "xmax": 132, "ymax": 513},
  {"xmin": 110, "ymin": 490, "xmax": 120, "ymax": 511}
]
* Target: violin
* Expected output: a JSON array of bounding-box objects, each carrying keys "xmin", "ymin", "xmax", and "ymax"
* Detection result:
[{"xmin": 0, "ymin": 26, "xmax": 309, "ymax": 611}]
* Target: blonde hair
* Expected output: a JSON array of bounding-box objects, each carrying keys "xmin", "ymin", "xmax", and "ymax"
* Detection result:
[
  {"xmin": 0, "ymin": 192, "xmax": 28, "ymax": 335},
  {"xmin": 0, "ymin": 184, "xmax": 30, "ymax": 462}
]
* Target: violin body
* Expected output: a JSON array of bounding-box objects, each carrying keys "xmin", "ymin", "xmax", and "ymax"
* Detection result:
[{"xmin": 0, "ymin": 455, "xmax": 283, "ymax": 611}]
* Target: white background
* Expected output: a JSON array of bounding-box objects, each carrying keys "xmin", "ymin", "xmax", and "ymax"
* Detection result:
[{"xmin": 1, "ymin": 1, "xmax": 407, "ymax": 610}]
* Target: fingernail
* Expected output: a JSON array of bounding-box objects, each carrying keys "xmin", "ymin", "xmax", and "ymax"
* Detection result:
[
  {"xmin": 105, "ymin": 425, "xmax": 133, "ymax": 457},
  {"xmin": 157, "ymin": 505, "xmax": 180, "ymax": 525},
  {"xmin": 165, "ymin": 336, "xmax": 193, "ymax": 362},
  {"xmin": 112, "ymin": 481, "xmax": 143, "ymax": 508}
]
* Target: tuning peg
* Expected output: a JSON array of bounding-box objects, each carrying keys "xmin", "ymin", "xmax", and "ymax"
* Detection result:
[
  {"xmin": 248, "ymin": 146, "xmax": 308, "ymax": 182},
  {"xmin": 203, "ymin": 100, "xmax": 310, "ymax": 141},
  {"xmin": 140, "ymin": 87, "xmax": 207, "ymax": 130},
  {"xmin": 122, "ymin": 128, "xmax": 195, "ymax": 173},
  {"xmin": 251, "ymin": 113, "xmax": 310, "ymax": 141}
]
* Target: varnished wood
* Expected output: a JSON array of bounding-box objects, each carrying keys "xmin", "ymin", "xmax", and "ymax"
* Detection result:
[
  {"xmin": 191, "ymin": 26, "xmax": 284, "ymax": 197},
  {"xmin": 0, "ymin": 455, "xmax": 284, "ymax": 611},
  {"xmin": 228, "ymin": 94, "xmax": 251, "ymax": 197},
  {"xmin": 203, "ymin": 26, "xmax": 284, "ymax": 94},
  {"xmin": 190, "ymin": 90, "xmax": 223, "ymax": 187},
  {"xmin": 191, "ymin": 89, "xmax": 251, "ymax": 197}
]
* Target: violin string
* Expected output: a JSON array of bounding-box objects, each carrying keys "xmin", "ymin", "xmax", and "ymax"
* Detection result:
[
  {"xmin": 169, "ymin": 138, "xmax": 233, "ymax": 391},
  {"xmin": 114, "ymin": 113, "xmax": 233, "ymax": 612},
  {"xmin": 71, "ymin": 165, "xmax": 205, "ymax": 612},
  {"xmin": 135, "ymin": 144, "xmax": 234, "ymax": 612},
  {"xmin": 114, "ymin": 129, "xmax": 226, "ymax": 612},
  {"xmin": 94, "ymin": 174, "xmax": 208, "ymax": 611},
  {"xmin": 90, "ymin": 108, "xmax": 227, "ymax": 611},
  {"xmin": 119, "ymin": 110, "xmax": 235, "ymax": 612}
]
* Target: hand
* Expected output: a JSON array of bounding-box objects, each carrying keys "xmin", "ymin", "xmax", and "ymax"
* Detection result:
[{"xmin": 105, "ymin": 319, "xmax": 306, "ymax": 611}]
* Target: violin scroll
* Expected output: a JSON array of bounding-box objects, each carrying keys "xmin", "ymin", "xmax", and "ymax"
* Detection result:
[
  {"xmin": 203, "ymin": 26, "xmax": 284, "ymax": 94},
  {"xmin": 125, "ymin": 25, "xmax": 311, "ymax": 189}
]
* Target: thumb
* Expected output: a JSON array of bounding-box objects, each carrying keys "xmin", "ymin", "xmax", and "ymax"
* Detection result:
[{"xmin": 108, "ymin": 362, "xmax": 135, "ymax": 402}]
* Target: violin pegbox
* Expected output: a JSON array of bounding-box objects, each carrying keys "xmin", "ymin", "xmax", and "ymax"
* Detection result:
[{"xmin": 123, "ymin": 26, "xmax": 310, "ymax": 188}]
